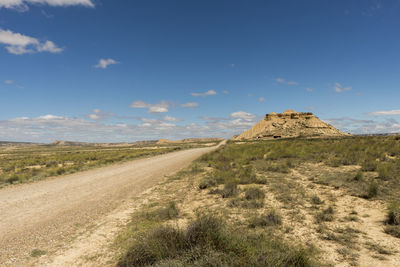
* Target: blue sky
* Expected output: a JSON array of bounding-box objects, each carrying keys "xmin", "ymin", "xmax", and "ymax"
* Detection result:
[{"xmin": 0, "ymin": 0, "xmax": 400, "ymax": 142}]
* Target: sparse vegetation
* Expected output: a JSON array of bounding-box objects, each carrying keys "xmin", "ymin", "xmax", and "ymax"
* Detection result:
[
  {"xmin": 384, "ymin": 201, "xmax": 400, "ymax": 238},
  {"xmin": 244, "ymin": 186, "xmax": 265, "ymax": 200},
  {"xmin": 0, "ymin": 141, "xmax": 213, "ymax": 187},
  {"xmin": 114, "ymin": 135, "xmax": 400, "ymax": 266},
  {"xmin": 30, "ymin": 249, "xmax": 46, "ymax": 257},
  {"xmin": 118, "ymin": 214, "xmax": 317, "ymax": 267},
  {"xmin": 315, "ymin": 206, "xmax": 335, "ymax": 223},
  {"xmin": 248, "ymin": 210, "xmax": 282, "ymax": 228}
]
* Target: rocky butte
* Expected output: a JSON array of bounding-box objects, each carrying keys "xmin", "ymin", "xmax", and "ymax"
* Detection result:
[{"xmin": 234, "ymin": 109, "xmax": 349, "ymax": 140}]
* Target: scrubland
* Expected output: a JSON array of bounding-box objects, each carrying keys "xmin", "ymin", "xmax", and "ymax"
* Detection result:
[
  {"xmin": 0, "ymin": 141, "xmax": 217, "ymax": 187},
  {"xmin": 115, "ymin": 135, "xmax": 400, "ymax": 267}
]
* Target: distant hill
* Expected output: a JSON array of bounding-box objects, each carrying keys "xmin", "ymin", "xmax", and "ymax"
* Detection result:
[
  {"xmin": 234, "ymin": 109, "xmax": 349, "ymax": 140},
  {"xmin": 50, "ymin": 140, "xmax": 158, "ymax": 146},
  {"xmin": 0, "ymin": 141, "xmax": 39, "ymax": 146},
  {"xmin": 156, "ymin": 138, "xmax": 222, "ymax": 145}
]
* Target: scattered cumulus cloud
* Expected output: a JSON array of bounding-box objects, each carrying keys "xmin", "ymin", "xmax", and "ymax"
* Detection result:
[
  {"xmin": 191, "ymin": 90, "xmax": 217, "ymax": 97},
  {"xmin": 4, "ymin": 80, "xmax": 13, "ymax": 84},
  {"xmin": 230, "ymin": 64, "xmax": 235, "ymax": 68},
  {"xmin": 275, "ymin": 77, "xmax": 298, "ymax": 85},
  {"xmin": 180, "ymin": 102, "xmax": 199, "ymax": 108},
  {"xmin": 0, "ymin": 28, "xmax": 63, "ymax": 54},
  {"xmin": 163, "ymin": 116, "xmax": 183, "ymax": 122},
  {"xmin": 306, "ymin": 87, "xmax": 313, "ymax": 92},
  {"xmin": 223, "ymin": 90, "xmax": 229, "ymax": 94},
  {"xmin": 230, "ymin": 111, "xmax": 256, "ymax": 120},
  {"xmin": 94, "ymin": 58, "xmax": 119, "ymax": 69},
  {"xmin": 0, "ymin": 0, "xmax": 94, "ymax": 10},
  {"xmin": 258, "ymin": 97, "xmax": 266, "ymax": 102},
  {"xmin": 0, "ymin": 111, "xmax": 262, "ymax": 143},
  {"xmin": 334, "ymin": 82, "xmax": 352, "ymax": 93},
  {"xmin": 87, "ymin": 109, "xmax": 116, "ymax": 120},
  {"xmin": 130, "ymin": 100, "xmax": 170, "ymax": 113},
  {"xmin": 325, "ymin": 117, "xmax": 400, "ymax": 134},
  {"xmin": 367, "ymin": 110, "xmax": 400, "ymax": 116}
]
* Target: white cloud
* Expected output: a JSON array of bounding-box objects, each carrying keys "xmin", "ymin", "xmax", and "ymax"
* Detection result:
[
  {"xmin": 258, "ymin": 97, "xmax": 266, "ymax": 102},
  {"xmin": 191, "ymin": 90, "xmax": 217, "ymax": 97},
  {"xmin": 0, "ymin": 0, "xmax": 94, "ymax": 10},
  {"xmin": 306, "ymin": 87, "xmax": 313, "ymax": 92},
  {"xmin": 87, "ymin": 109, "xmax": 116, "ymax": 120},
  {"xmin": 94, "ymin": 58, "xmax": 119, "ymax": 69},
  {"xmin": 0, "ymin": 111, "xmax": 261, "ymax": 143},
  {"xmin": 230, "ymin": 64, "xmax": 235, "ymax": 68},
  {"xmin": 37, "ymin": 40, "xmax": 63, "ymax": 53},
  {"xmin": 223, "ymin": 90, "xmax": 229, "ymax": 94},
  {"xmin": 4, "ymin": 80, "xmax": 13, "ymax": 84},
  {"xmin": 180, "ymin": 102, "xmax": 199, "ymax": 108},
  {"xmin": 130, "ymin": 100, "xmax": 170, "ymax": 113},
  {"xmin": 334, "ymin": 82, "xmax": 352, "ymax": 93},
  {"xmin": 275, "ymin": 77, "xmax": 298, "ymax": 86},
  {"xmin": 164, "ymin": 116, "xmax": 183, "ymax": 122},
  {"xmin": 230, "ymin": 111, "xmax": 256, "ymax": 120},
  {"xmin": 0, "ymin": 28, "xmax": 63, "ymax": 54},
  {"xmin": 368, "ymin": 110, "xmax": 400, "ymax": 116},
  {"xmin": 326, "ymin": 117, "xmax": 400, "ymax": 134}
]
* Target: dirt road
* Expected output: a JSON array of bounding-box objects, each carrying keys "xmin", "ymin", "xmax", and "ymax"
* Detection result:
[{"xmin": 0, "ymin": 144, "xmax": 220, "ymax": 266}]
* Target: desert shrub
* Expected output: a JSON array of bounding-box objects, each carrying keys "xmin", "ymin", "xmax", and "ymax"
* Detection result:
[
  {"xmin": 361, "ymin": 160, "xmax": 378, "ymax": 172},
  {"xmin": 45, "ymin": 160, "xmax": 58, "ymax": 167},
  {"xmin": 118, "ymin": 214, "xmax": 319, "ymax": 267},
  {"xmin": 31, "ymin": 249, "xmax": 46, "ymax": 257},
  {"xmin": 363, "ymin": 181, "xmax": 378, "ymax": 199},
  {"xmin": 198, "ymin": 177, "xmax": 217, "ymax": 189},
  {"xmin": 386, "ymin": 201, "xmax": 400, "ymax": 225},
  {"xmin": 237, "ymin": 166, "xmax": 258, "ymax": 184},
  {"xmin": 151, "ymin": 202, "xmax": 179, "ymax": 220},
  {"xmin": 353, "ymin": 171, "xmax": 363, "ymax": 181},
  {"xmin": 6, "ymin": 174, "xmax": 20, "ymax": 184},
  {"xmin": 249, "ymin": 210, "xmax": 282, "ymax": 228},
  {"xmin": 221, "ymin": 182, "xmax": 238, "ymax": 198},
  {"xmin": 315, "ymin": 206, "xmax": 335, "ymax": 223},
  {"xmin": 378, "ymin": 164, "xmax": 392, "ymax": 180},
  {"xmin": 118, "ymin": 226, "xmax": 187, "ymax": 266},
  {"xmin": 310, "ymin": 195, "xmax": 324, "ymax": 205},
  {"xmin": 384, "ymin": 225, "xmax": 400, "ymax": 238},
  {"xmin": 244, "ymin": 187, "xmax": 265, "ymax": 200}
]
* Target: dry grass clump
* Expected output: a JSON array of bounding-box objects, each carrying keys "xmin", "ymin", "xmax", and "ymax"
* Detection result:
[
  {"xmin": 244, "ymin": 187, "xmax": 265, "ymax": 200},
  {"xmin": 248, "ymin": 210, "xmax": 282, "ymax": 228},
  {"xmin": 315, "ymin": 206, "xmax": 335, "ymax": 223},
  {"xmin": 117, "ymin": 214, "xmax": 319, "ymax": 267},
  {"xmin": 384, "ymin": 201, "xmax": 400, "ymax": 238}
]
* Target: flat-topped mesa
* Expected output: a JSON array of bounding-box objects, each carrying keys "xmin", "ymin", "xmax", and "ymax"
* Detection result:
[
  {"xmin": 234, "ymin": 109, "xmax": 349, "ymax": 140},
  {"xmin": 265, "ymin": 110, "xmax": 314, "ymax": 120}
]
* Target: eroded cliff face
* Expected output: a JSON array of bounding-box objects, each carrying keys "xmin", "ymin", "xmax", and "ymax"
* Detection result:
[{"xmin": 234, "ymin": 110, "xmax": 348, "ymax": 140}]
